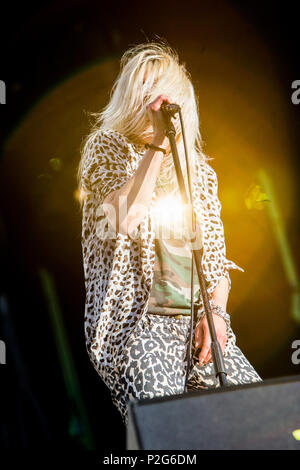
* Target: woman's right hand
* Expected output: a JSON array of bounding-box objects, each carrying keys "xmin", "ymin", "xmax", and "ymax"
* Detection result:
[{"xmin": 146, "ymin": 94, "xmax": 172, "ymax": 145}]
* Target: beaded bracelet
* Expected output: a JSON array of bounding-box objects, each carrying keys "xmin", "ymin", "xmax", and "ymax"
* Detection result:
[
  {"xmin": 210, "ymin": 304, "xmax": 231, "ymax": 326},
  {"xmin": 195, "ymin": 303, "xmax": 231, "ymax": 332},
  {"xmin": 145, "ymin": 143, "xmax": 166, "ymax": 154}
]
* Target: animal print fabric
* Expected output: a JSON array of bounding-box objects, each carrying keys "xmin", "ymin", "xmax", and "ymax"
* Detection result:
[
  {"xmin": 81, "ymin": 128, "xmax": 251, "ymax": 408},
  {"xmin": 109, "ymin": 314, "xmax": 262, "ymax": 425}
]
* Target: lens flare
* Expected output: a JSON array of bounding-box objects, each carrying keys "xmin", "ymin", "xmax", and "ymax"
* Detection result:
[{"xmin": 150, "ymin": 194, "xmax": 192, "ymax": 240}]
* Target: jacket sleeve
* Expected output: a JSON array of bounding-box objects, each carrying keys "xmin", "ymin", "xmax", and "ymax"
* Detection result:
[
  {"xmin": 200, "ymin": 162, "xmax": 244, "ymax": 296},
  {"xmin": 81, "ymin": 129, "xmax": 133, "ymax": 203}
]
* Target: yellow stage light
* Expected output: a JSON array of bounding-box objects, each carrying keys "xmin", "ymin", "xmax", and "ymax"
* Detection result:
[
  {"xmin": 73, "ymin": 187, "xmax": 87, "ymax": 204},
  {"xmin": 292, "ymin": 429, "xmax": 300, "ymax": 441}
]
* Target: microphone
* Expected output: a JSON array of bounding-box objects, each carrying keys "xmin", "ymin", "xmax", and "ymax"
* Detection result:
[{"xmin": 161, "ymin": 102, "xmax": 181, "ymax": 117}]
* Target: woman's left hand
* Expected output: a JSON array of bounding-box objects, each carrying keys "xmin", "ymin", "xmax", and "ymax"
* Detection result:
[{"xmin": 195, "ymin": 314, "xmax": 227, "ymax": 366}]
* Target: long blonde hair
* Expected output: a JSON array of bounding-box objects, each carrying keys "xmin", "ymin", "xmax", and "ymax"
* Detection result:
[{"xmin": 78, "ymin": 40, "xmax": 209, "ymax": 196}]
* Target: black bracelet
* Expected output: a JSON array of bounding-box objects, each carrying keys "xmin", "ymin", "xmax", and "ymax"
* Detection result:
[{"xmin": 145, "ymin": 143, "xmax": 166, "ymax": 154}]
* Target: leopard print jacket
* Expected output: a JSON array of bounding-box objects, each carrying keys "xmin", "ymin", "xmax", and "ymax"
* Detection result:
[{"xmin": 81, "ymin": 129, "xmax": 244, "ymax": 389}]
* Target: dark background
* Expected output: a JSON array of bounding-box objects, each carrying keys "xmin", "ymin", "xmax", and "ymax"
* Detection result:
[{"xmin": 0, "ymin": 0, "xmax": 299, "ymax": 451}]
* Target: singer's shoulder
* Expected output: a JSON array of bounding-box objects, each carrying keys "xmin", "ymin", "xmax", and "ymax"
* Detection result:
[
  {"xmin": 84, "ymin": 128, "xmax": 144, "ymax": 175},
  {"xmin": 89, "ymin": 128, "xmax": 132, "ymax": 152},
  {"xmin": 196, "ymin": 159, "xmax": 219, "ymax": 186}
]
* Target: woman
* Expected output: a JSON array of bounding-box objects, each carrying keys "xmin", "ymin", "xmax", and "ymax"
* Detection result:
[{"xmin": 78, "ymin": 41, "xmax": 261, "ymax": 425}]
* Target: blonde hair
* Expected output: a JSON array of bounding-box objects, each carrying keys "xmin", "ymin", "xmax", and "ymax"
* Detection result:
[{"xmin": 78, "ymin": 40, "xmax": 209, "ymax": 196}]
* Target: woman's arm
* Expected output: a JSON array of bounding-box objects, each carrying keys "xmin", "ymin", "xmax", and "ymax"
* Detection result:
[
  {"xmin": 104, "ymin": 133, "xmax": 167, "ymax": 235},
  {"xmin": 210, "ymin": 275, "xmax": 230, "ymax": 311},
  {"xmin": 103, "ymin": 95, "xmax": 171, "ymax": 236},
  {"xmin": 195, "ymin": 276, "xmax": 229, "ymax": 366}
]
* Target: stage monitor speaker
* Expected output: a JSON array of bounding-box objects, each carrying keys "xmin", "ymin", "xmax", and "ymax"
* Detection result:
[{"xmin": 127, "ymin": 375, "xmax": 300, "ymax": 450}]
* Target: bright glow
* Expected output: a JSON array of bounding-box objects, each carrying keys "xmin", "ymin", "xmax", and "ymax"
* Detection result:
[
  {"xmin": 151, "ymin": 194, "xmax": 184, "ymax": 224},
  {"xmin": 74, "ymin": 187, "xmax": 87, "ymax": 204},
  {"xmin": 150, "ymin": 194, "xmax": 190, "ymax": 240},
  {"xmin": 292, "ymin": 429, "xmax": 300, "ymax": 441},
  {"xmin": 244, "ymin": 183, "xmax": 270, "ymax": 211}
]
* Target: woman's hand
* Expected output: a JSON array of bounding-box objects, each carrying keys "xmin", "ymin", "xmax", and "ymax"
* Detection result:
[
  {"xmin": 146, "ymin": 94, "xmax": 172, "ymax": 145},
  {"xmin": 195, "ymin": 314, "xmax": 227, "ymax": 366}
]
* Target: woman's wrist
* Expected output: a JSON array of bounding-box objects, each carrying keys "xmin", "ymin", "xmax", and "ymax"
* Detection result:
[
  {"xmin": 195, "ymin": 304, "xmax": 231, "ymax": 332},
  {"xmin": 151, "ymin": 133, "xmax": 168, "ymax": 149},
  {"xmin": 145, "ymin": 143, "xmax": 166, "ymax": 155},
  {"xmin": 210, "ymin": 304, "xmax": 231, "ymax": 324}
]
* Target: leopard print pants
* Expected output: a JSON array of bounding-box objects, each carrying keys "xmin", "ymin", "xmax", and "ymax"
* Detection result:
[{"xmin": 109, "ymin": 314, "xmax": 262, "ymax": 425}]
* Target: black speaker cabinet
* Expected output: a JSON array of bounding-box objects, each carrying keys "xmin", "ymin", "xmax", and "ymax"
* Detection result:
[{"xmin": 127, "ymin": 375, "xmax": 300, "ymax": 450}]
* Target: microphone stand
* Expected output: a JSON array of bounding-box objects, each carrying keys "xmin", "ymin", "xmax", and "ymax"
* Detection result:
[{"xmin": 161, "ymin": 103, "xmax": 228, "ymax": 388}]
